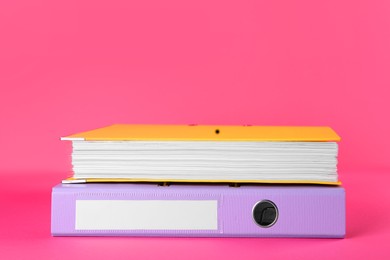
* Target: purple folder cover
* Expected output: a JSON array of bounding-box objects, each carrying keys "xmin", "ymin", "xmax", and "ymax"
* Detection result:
[{"xmin": 51, "ymin": 183, "xmax": 345, "ymax": 238}]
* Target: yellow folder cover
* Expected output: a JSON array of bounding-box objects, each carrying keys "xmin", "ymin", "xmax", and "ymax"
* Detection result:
[{"xmin": 62, "ymin": 124, "xmax": 340, "ymax": 142}]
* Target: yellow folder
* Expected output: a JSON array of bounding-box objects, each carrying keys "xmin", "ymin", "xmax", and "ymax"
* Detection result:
[{"xmin": 61, "ymin": 124, "xmax": 341, "ymax": 185}]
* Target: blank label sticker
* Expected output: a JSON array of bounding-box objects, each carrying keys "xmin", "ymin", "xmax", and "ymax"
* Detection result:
[{"xmin": 76, "ymin": 200, "xmax": 218, "ymax": 230}]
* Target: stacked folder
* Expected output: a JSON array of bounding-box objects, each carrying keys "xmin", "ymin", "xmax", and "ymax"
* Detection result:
[{"xmin": 52, "ymin": 125, "xmax": 345, "ymax": 238}]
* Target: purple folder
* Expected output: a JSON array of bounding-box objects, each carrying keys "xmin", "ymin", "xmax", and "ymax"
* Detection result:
[{"xmin": 51, "ymin": 183, "xmax": 345, "ymax": 238}]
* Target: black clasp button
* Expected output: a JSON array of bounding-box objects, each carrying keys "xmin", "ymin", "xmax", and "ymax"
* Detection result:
[{"xmin": 253, "ymin": 200, "xmax": 278, "ymax": 228}]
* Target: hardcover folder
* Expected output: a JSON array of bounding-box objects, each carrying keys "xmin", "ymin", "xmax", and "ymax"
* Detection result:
[{"xmin": 51, "ymin": 183, "xmax": 345, "ymax": 238}]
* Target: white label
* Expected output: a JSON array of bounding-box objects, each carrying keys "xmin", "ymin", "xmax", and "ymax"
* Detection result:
[{"xmin": 75, "ymin": 200, "xmax": 218, "ymax": 230}]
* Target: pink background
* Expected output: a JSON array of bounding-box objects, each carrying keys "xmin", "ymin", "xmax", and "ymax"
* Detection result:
[{"xmin": 0, "ymin": 0, "xmax": 389, "ymax": 258}]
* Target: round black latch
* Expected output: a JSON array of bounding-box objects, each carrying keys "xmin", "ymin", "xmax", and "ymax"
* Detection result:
[{"xmin": 252, "ymin": 200, "xmax": 278, "ymax": 228}]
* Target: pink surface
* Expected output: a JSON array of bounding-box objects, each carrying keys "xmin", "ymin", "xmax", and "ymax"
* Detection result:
[{"xmin": 0, "ymin": 0, "xmax": 389, "ymax": 258}]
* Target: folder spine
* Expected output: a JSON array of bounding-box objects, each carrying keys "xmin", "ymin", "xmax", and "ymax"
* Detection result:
[{"xmin": 51, "ymin": 184, "xmax": 345, "ymax": 238}]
